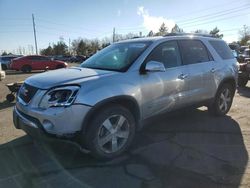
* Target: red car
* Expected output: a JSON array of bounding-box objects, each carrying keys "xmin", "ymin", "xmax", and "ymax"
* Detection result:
[{"xmin": 10, "ymin": 55, "xmax": 68, "ymax": 73}]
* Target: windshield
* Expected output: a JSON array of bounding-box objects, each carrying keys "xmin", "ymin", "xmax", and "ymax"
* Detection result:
[{"xmin": 80, "ymin": 42, "xmax": 151, "ymax": 72}]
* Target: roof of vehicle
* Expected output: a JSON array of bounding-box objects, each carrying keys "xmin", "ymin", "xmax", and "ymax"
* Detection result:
[
  {"xmin": 22, "ymin": 55, "xmax": 47, "ymax": 58},
  {"xmin": 117, "ymin": 33, "xmax": 221, "ymax": 44}
]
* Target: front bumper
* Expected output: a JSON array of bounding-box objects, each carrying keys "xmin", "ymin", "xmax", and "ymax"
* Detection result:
[
  {"xmin": 15, "ymin": 100, "xmax": 91, "ymax": 135},
  {"xmin": 13, "ymin": 106, "xmax": 90, "ymax": 153}
]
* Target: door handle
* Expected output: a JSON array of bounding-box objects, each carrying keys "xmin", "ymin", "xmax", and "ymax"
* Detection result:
[
  {"xmin": 211, "ymin": 68, "xmax": 216, "ymax": 73},
  {"xmin": 178, "ymin": 74, "xmax": 188, "ymax": 80}
]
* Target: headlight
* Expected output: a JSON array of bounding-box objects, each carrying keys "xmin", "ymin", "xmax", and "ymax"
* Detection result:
[{"xmin": 39, "ymin": 86, "xmax": 80, "ymax": 109}]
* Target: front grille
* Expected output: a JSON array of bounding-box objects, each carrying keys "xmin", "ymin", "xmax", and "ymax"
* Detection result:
[{"xmin": 19, "ymin": 83, "xmax": 38, "ymax": 103}]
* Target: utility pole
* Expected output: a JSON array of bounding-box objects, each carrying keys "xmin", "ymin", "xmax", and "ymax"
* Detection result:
[
  {"xmin": 32, "ymin": 14, "xmax": 38, "ymax": 55},
  {"xmin": 243, "ymin": 25, "xmax": 248, "ymax": 38},
  {"xmin": 113, "ymin": 27, "xmax": 115, "ymax": 43},
  {"xmin": 68, "ymin": 38, "xmax": 71, "ymax": 55}
]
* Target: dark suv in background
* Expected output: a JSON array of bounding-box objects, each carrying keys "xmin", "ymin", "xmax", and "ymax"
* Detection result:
[{"xmin": 0, "ymin": 55, "xmax": 23, "ymax": 70}]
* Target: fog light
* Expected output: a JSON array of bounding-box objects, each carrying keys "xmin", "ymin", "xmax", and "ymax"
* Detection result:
[{"xmin": 43, "ymin": 120, "xmax": 54, "ymax": 130}]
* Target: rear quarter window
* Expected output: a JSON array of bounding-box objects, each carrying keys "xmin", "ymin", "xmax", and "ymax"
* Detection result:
[{"xmin": 209, "ymin": 40, "xmax": 234, "ymax": 60}]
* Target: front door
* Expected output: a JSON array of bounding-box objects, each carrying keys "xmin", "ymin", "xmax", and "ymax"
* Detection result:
[{"xmin": 140, "ymin": 41, "xmax": 189, "ymax": 118}]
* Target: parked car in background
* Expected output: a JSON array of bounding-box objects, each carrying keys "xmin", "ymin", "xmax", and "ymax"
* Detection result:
[
  {"xmin": 238, "ymin": 49, "xmax": 250, "ymax": 87},
  {"xmin": 70, "ymin": 55, "xmax": 87, "ymax": 63},
  {"xmin": 238, "ymin": 48, "xmax": 250, "ymax": 63},
  {"xmin": 239, "ymin": 46, "xmax": 249, "ymax": 54},
  {"xmin": 0, "ymin": 55, "xmax": 23, "ymax": 70},
  {"xmin": 53, "ymin": 55, "xmax": 73, "ymax": 62},
  {"xmin": 13, "ymin": 34, "xmax": 238, "ymax": 159},
  {"xmin": 10, "ymin": 55, "xmax": 67, "ymax": 73},
  {"xmin": 0, "ymin": 62, "xmax": 6, "ymax": 81}
]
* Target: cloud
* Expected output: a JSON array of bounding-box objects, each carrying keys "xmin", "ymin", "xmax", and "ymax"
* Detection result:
[{"xmin": 137, "ymin": 6, "xmax": 175, "ymax": 33}]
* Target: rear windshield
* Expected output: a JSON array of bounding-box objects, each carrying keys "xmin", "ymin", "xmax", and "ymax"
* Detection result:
[{"xmin": 209, "ymin": 40, "xmax": 234, "ymax": 60}]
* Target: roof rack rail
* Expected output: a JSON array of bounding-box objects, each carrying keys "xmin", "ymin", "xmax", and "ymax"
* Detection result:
[{"xmin": 164, "ymin": 33, "xmax": 215, "ymax": 38}]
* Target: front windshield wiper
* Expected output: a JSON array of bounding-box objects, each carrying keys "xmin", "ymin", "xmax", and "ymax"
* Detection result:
[{"xmin": 81, "ymin": 66, "xmax": 120, "ymax": 72}]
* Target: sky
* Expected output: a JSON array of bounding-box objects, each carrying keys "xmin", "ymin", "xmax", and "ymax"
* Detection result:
[{"xmin": 0, "ymin": 0, "xmax": 250, "ymax": 54}]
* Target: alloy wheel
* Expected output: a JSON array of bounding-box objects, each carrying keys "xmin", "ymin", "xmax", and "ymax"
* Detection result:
[
  {"xmin": 97, "ymin": 115, "xmax": 130, "ymax": 154},
  {"xmin": 218, "ymin": 88, "xmax": 231, "ymax": 113}
]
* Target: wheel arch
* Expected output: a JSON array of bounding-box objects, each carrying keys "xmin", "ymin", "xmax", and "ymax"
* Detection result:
[
  {"xmin": 216, "ymin": 77, "xmax": 237, "ymax": 97},
  {"xmin": 81, "ymin": 95, "xmax": 141, "ymax": 133}
]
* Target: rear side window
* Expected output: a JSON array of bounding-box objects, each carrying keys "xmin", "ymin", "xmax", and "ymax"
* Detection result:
[
  {"xmin": 179, "ymin": 40, "xmax": 210, "ymax": 65},
  {"xmin": 209, "ymin": 40, "xmax": 234, "ymax": 60}
]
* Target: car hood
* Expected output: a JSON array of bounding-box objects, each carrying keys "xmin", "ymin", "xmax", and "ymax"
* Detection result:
[{"xmin": 25, "ymin": 67, "xmax": 115, "ymax": 89}]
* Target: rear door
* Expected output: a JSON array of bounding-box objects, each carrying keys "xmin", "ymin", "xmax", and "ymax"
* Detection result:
[
  {"xmin": 39, "ymin": 56, "xmax": 51, "ymax": 69},
  {"xmin": 178, "ymin": 39, "xmax": 215, "ymax": 104}
]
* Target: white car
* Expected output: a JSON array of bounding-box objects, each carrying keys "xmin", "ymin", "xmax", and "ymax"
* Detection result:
[{"xmin": 0, "ymin": 62, "xmax": 6, "ymax": 81}]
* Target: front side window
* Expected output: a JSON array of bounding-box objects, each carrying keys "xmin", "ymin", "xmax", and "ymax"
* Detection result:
[
  {"xmin": 80, "ymin": 42, "xmax": 151, "ymax": 72},
  {"xmin": 31, "ymin": 56, "xmax": 48, "ymax": 61},
  {"xmin": 179, "ymin": 40, "xmax": 210, "ymax": 65},
  {"xmin": 146, "ymin": 41, "xmax": 182, "ymax": 68}
]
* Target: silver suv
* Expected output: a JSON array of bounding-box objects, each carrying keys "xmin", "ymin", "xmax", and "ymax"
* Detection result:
[{"xmin": 13, "ymin": 34, "xmax": 238, "ymax": 159}]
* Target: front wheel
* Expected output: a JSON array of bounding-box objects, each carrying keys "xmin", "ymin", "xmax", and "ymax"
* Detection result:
[
  {"xmin": 208, "ymin": 84, "xmax": 234, "ymax": 116},
  {"xmin": 84, "ymin": 105, "xmax": 136, "ymax": 159}
]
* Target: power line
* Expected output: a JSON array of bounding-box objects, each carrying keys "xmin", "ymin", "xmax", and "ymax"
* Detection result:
[
  {"xmin": 174, "ymin": 0, "xmax": 246, "ymax": 21},
  {"xmin": 36, "ymin": 18, "xmax": 106, "ymax": 33},
  {"xmin": 37, "ymin": 24, "xmax": 99, "ymax": 36},
  {"xmin": 179, "ymin": 5, "xmax": 250, "ymax": 26},
  {"xmin": 177, "ymin": 4, "xmax": 250, "ymax": 24},
  {"xmin": 180, "ymin": 12, "xmax": 250, "ymax": 28}
]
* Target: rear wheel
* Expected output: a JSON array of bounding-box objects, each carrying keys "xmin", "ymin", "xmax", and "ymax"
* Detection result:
[
  {"xmin": 208, "ymin": 83, "xmax": 234, "ymax": 116},
  {"xmin": 21, "ymin": 65, "xmax": 32, "ymax": 73},
  {"xmin": 84, "ymin": 105, "xmax": 136, "ymax": 159}
]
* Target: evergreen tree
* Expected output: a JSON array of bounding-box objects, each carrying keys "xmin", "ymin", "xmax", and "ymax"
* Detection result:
[{"xmin": 209, "ymin": 27, "xmax": 223, "ymax": 38}]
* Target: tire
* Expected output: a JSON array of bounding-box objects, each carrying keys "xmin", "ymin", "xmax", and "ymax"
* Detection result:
[
  {"xmin": 21, "ymin": 65, "xmax": 32, "ymax": 73},
  {"xmin": 1, "ymin": 64, "xmax": 7, "ymax": 70},
  {"xmin": 238, "ymin": 75, "xmax": 248, "ymax": 87},
  {"xmin": 208, "ymin": 83, "xmax": 234, "ymax": 116},
  {"xmin": 6, "ymin": 94, "xmax": 15, "ymax": 102},
  {"xmin": 84, "ymin": 105, "xmax": 136, "ymax": 159}
]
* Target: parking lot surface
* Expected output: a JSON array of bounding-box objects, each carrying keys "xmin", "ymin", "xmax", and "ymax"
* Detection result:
[{"xmin": 0, "ymin": 70, "xmax": 250, "ymax": 188}]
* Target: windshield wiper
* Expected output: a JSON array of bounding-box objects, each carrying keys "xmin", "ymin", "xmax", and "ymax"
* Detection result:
[{"xmin": 82, "ymin": 66, "xmax": 120, "ymax": 72}]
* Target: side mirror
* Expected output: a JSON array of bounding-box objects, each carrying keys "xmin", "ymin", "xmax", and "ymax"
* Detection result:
[{"xmin": 145, "ymin": 61, "xmax": 166, "ymax": 72}]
